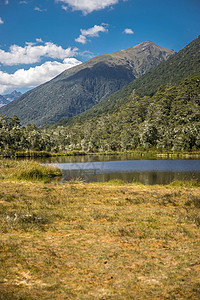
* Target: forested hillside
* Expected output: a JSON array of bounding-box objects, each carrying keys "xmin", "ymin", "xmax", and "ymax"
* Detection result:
[
  {"xmin": 59, "ymin": 35, "xmax": 200, "ymax": 126},
  {"xmin": 0, "ymin": 76, "xmax": 199, "ymax": 156},
  {"xmin": 54, "ymin": 76, "xmax": 200, "ymax": 152}
]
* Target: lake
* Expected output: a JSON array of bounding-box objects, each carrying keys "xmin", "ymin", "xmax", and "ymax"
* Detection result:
[{"xmin": 39, "ymin": 155, "xmax": 200, "ymax": 185}]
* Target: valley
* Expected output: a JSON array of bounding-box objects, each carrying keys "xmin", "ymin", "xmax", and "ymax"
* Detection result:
[{"xmin": 1, "ymin": 1, "xmax": 200, "ymax": 299}]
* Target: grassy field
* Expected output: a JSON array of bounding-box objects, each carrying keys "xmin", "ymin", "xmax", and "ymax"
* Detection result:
[{"xmin": 0, "ymin": 160, "xmax": 200, "ymax": 299}]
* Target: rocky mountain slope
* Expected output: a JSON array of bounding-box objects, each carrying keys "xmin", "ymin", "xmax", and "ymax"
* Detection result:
[{"xmin": 0, "ymin": 41, "xmax": 175, "ymax": 125}]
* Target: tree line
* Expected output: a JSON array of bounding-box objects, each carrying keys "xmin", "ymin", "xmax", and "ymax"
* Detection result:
[{"xmin": 0, "ymin": 76, "xmax": 199, "ymax": 156}]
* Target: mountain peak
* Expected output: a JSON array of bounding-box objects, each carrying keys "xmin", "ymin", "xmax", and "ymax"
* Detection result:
[
  {"xmin": 131, "ymin": 41, "xmax": 172, "ymax": 52},
  {"xmin": 131, "ymin": 41, "xmax": 154, "ymax": 48},
  {"xmin": 6, "ymin": 90, "xmax": 22, "ymax": 97},
  {"xmin": 0, "ymin": 90, "xmax": 22, "ymax": 108},
  {"xmin": 11, "ymin": 90, "xmax": 19, "ymax": 95}
]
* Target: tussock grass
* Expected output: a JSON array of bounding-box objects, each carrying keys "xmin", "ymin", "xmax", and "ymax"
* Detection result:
[
  {"xmin": 0, "ymin": 159, "xmax": 61, "ymax": 181},
  {"xmin": 0, "ymin": 161, "xmax": 200, "ymax": 299}
]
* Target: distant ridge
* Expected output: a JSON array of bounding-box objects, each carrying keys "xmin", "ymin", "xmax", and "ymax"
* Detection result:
[
  {"xmin": 0, "ymin": 41, "xmax": 175, "ymax": 126},
  {"xmin": 0, "ymin": 90, "xmax": 22, "ymax": 108}
]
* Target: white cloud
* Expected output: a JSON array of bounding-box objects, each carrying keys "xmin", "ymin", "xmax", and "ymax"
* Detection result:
[
  {"xmin": 36, "ymin": 38, "xmax": 44, "ymax": 43},
  {"xmin": 0, "ymin": 58, "xmax": 82, "ymax": 94},
  {"xmin": 25, "ymin": 42, "xmax": 36, "ymax": 46},
  {"xmin": 19, "ymin": 1, "xmax": 28, "ymax": 4},
  {"xmin": 34, "ymin": 7, "xmax": 47, "ymax": 12},
  {"xmin": 5, "ymin": 0, "xmax": 9, "ymax": 4},
  {"xmin": 56, "ymin": 0, "xmax": 119, "ymax": 14},
  {"xmin": 75, "ymin": 35, "xmax": 87, "ymax": 44},
  {"xmin": 124, "ymin": 28, "xmax": 134, "ymax": 34},
  {"xmin": 81, "ymin": 25, "xmax": 108, "ymax": 37},
  {"xmin": 62, "ymin": 5, "xmax": 68, "ymax": 11},
  {"xmin": 0, "ymin": 42, "xmax": 78, "ymax": 66},
  {"xmin": 0, "ymin": 17, "xmax": 4, "ymax": 25},
  {"xmin": 75, "ymin": 24, "xmax": 108, "ymax": 44}
]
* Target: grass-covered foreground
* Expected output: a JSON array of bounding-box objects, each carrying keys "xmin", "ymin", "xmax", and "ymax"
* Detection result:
[{"xmin": 0, "ymin": 161, "xmax": 200, "ymax": 299}]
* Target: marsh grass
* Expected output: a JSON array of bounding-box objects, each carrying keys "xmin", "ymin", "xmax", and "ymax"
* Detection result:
[{"xmin": 0, "ymin": 160, "xmax": 200, "ymax": 299}]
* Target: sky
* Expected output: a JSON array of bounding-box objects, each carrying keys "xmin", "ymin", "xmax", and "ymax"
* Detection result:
[{"xmin": 0, "ymin": 0, "xmax": 199, "ymax": 94}]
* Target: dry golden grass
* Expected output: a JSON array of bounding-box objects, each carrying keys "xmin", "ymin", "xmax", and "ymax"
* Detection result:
[{"xmin": 0, "ymin": 172, "xmax": 200, "ymax": 298}]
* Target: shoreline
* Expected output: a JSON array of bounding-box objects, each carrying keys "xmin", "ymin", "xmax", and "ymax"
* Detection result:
[{"xmin": 1, "ymin": 149, "xmax": 200, "ymax": 159}]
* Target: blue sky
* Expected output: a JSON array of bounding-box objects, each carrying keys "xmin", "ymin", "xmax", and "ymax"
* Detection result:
[{"xmin": 0, "ymin": 0, "xmax": 199, "ymax": 94}]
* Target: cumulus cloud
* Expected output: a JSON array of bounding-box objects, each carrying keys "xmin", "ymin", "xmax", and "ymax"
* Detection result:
[
  {"xmin": 75, "ymin": 35, "xmax": 87, "ymax": 44},
  {"xmin": 56, "ymin": 0, "xmax": 119, "ymax": 14},
  {"xmin": 0, "ymin": 58, "xmax": 82, "ymax": 94},
  {"xmin": 124, "ymin": 28, "xmax": 134, "ymax": 34},
  {"xmin": 0, "ymin": 42, "xmax": 78, "ymax": 66},
  {"xmin": 75, "ymin": 24, "xmax": 108, "ymax": 44},
  {"xmin": 81, "ymin": 25, "xmax": 108, "ymax": 37},
  {"xmin": 0, "ymin": 17, "xmax": 4, "ymax": 24}
]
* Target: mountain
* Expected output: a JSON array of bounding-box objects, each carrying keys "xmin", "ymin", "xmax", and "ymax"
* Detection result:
[
  {"xmin": 59, "ymin": 35, "xmax": 200, "ymax": 126},
  {"xmin": 4, "ymin": 90, "xmax": 22, "ymax": 102},
  {"xmin": 0, "ymin": 91, "xmax": 22, "ymax": 108},
  {"xmin": 0, "ymin": 41, "xmax": 175, "ymax": 126},
  {"xmin": 0, "ymin": 96, "xmax": 10, "ymax": 108}
]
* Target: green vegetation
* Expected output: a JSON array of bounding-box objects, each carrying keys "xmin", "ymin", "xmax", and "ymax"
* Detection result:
[
  {"xmin": 0, "ymin": 116, "xmax": 55, "ymax": 156},
  {"xmin": 1, "ymin": 76, "xmax": 200, "ymax": 155},
  {"xmin": 0, "ymin": 161, "xmax": 200, "ymax": 299},
  {"xmin": 54, "ymin": 76, "xmax": 200, "ymax": 152}
]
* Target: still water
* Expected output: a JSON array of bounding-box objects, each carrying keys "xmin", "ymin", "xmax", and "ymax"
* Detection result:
[{"xmin": 41, "ymin": 155, "xmax": 200, "ymax": 185}]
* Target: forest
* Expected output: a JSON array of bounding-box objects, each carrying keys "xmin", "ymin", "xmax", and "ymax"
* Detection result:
[{"xmin": 0, "ymin": 76, "xmax": 199, "ymax": 156}]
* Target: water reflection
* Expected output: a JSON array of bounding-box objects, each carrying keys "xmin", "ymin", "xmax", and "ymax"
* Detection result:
[
  {"xmin": 38, "ymin": 154, "xmax": 145, "ymax": 164},
  {"xmin": 48, "ymin": 158, "xmax": 200, "ymax": 185},
  {"xmin": 60, "ymin": 170, "xmax": 200, "ymax": 185}
]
